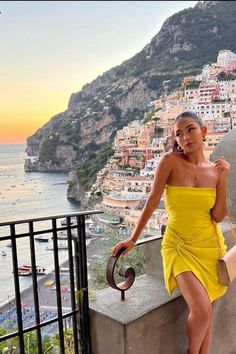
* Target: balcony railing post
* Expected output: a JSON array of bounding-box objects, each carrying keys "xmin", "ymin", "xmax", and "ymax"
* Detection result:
[
  {"xmin": 10, "ymin": 224, "xmax": 25, "ymax": 354},
  {"xmin": 80, "ymin": 215, "xmax": 92, "ymax": 354},
  {"xmin": 66, "ymin": 216, "xmax": 79, "ymax": 354},
  {"xmin": 75, "ymin": 215, "xmax": 91, "ymax": 354},
  {"xmin": 73, "ymin": 231, "xmax": 83, "ymax": 352},
  {"xmin": 52, "ymin": 218, "xmax": 65, "ymax": 354},
  {"xmin": 29, "ymin": 221, "xmax": 43, "ymax": 354}
]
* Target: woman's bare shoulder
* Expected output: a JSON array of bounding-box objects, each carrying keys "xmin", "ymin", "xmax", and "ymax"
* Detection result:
[
  {"xmin": 161, "ymin": 151, "xmax": 179, "ymax": 161},
  {"xmin": 160, "ymin": 151, "xmax": 183, "ymax": 164}
]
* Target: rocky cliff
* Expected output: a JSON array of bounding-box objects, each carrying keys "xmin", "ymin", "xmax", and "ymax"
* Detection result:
[{"xmin": 25, "ymin": 1, "xmax": 236, "ymax": 182}]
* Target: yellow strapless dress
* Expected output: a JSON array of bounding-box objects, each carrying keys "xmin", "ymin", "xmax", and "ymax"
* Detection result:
[{"xmin": 161, "ymin": 186, "xmax": 228, "ymax": 303}]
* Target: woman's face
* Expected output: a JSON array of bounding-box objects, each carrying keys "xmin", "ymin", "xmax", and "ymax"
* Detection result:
[{"xmin": 174, "ymin": 117, "xmax": 207, "ymax": 153}]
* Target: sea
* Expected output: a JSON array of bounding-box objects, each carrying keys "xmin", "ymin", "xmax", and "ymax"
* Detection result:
[{"xmin": 0, "ymin": 144, "xmax": 82, "ymax": 305}]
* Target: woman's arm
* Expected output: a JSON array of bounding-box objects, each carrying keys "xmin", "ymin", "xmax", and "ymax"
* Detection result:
[
  {"xmin": 211, "ymin": 157, "xmax": 230, "ymax": 223},
  {"xmin": 112, "ymin": 153, "xmax": 173, "ymax": 256},
  {"xmin": 129, "ymin": 153, "xmax": 173, "ymax": 243}
]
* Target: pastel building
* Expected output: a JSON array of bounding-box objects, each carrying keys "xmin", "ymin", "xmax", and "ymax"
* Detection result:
[
  {"xmin": 98, "ymin": 193, "xmax": 146, "ymax": 220},
  {"xmin": 157, "ymin": 105, "xmax": 185, "ymax": 125},
  {"xmin": 184, "ymin": 88, "xmax": 199, "ymax": 103},
  {"xmin": 217, "ymin": 50, "xmax": 236, "ymax": 68},
  {"xmin": 205, "ymin": 132, "xmax": 225, "ymax": 149},
  {"xmin": 124, "ymin": 208, "xmax": 167, "ymax": 231},
  {"xmin": 204, "ymin": 117, "xmax": 215, "ymax": 133},
  {"xmin": 137, "ymin": 132, "xmax": 151, "ymax": 148},
  {"xmin": 198, "ymin": 83, "xmax": 220, "ymax": 104},
  {"xmin": 228, "ymin": 80, "xmax": 236, "ymax": 97},
  {"xmin": 181, "ymin": 76, "xmax": 196, "ymax": 86},
  {"xmin": 140, "ymin": 158, "xmax": 159, "ymax": 177},
  {"xmin": 101, "ymin": 175, "xmax": 127, "ymax": 194},
  {"xmin": 187, "ymin": 101, "xmax": 230, "ymax": 121},
  {"xmin": 214, "ymin": 117, "xmax": 231, "ymax": 132},
  {"xmin": 125, "ymin": 176, "xmax": 153, "ymax": 193}
]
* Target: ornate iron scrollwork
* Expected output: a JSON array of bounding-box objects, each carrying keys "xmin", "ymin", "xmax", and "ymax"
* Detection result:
[{"xmin": 106, "ymin": 246, "xmax": 135, "ymax": 301}]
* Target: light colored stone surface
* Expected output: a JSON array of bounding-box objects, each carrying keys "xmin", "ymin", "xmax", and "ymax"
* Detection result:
[
  {"xmin": 90, "ymin": 311, "xmax": 125, "ymax": 354},
  {"xmin": 90, "ymin": 274, "xmax": 180, "ymax": 325},
  {"xmin": 210, "ymin": 128, "xmax": 236, "ymax": 221}
]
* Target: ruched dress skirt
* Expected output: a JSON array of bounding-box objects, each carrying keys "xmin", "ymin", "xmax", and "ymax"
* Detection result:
[{"xmin": 161, "ymin": 186, "xmax": 228, "ymax": 303}]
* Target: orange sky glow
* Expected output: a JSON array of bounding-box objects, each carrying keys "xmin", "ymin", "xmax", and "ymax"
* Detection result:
[{"xmin": 0, "ymin": 1, "xmax": 197, "ymax": 144}]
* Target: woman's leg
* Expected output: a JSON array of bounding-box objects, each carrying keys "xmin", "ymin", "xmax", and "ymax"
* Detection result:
[
  {"xmin": 175, "ymin": 271, "xmax": 212, "ymax": 354},
  {"xmin": 199, "ymin": 318, "xmax": 212, "ymax": 354},
  {"xmin": 199, "ymin": 300, "xmax": 216, "ymax": 354}
]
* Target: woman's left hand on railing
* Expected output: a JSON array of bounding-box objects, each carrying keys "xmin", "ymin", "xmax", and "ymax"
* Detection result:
[{"xmin": 111, "ymin": 239, "xmax": 135, "ymax": 256}]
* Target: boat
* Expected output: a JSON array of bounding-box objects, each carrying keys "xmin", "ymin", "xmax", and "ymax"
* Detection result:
[
  {"xmin": 17, "ymin": 265, "xmax": 46, "ymax": 276},
  {"xmin": 35, "ymin": 236, "xmax": 49, "ymax": 242},
  {"xmin": 18, "ymin": 269, "xmax": 31, "ymax": 276},
  {"xmin": 1, "ymin": 250, "xmax": 7, "ymax": 256}
]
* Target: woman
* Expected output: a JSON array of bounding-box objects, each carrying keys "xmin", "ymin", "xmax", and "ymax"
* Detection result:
[{"xmin": 111, "ymin": 111, "xmax": 230, "ymax": 354}]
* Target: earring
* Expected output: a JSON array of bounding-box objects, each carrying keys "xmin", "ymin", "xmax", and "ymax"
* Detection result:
[
  {"xmin": 202, "ymin": 136, "xmax": 206, "ymax": 142},
  {"xmin": 177, "ymin": 145, "xmax": 183, "ymax": 152}
]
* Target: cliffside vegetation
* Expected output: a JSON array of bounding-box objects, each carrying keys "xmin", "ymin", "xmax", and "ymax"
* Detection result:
[
  {"xmin": 38, "ymin": 134, "xmax": 60, "ymax": 164},
  {"xmin": 76, "ymin": 144, "xmax": 115, "ymax": 189}
]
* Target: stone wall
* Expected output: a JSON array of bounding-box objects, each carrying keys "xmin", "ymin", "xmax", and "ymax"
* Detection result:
[{"xmin": 210, "ymin": 128, "xmax": 236, "ymax": 220}]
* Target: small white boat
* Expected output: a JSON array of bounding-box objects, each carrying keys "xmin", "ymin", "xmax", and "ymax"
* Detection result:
[
  {"xmin": 1, "ymin": 250, "xmax": 7, "ymax": 256},
  {"xmin": 17, "ymin": 264, "xmax": 46, "ymax": 275}
]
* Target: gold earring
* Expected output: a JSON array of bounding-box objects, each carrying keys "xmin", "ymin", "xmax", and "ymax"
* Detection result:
[{"xmin": 203, "ymin": 136, "xmax": 206, "ymax": 142}]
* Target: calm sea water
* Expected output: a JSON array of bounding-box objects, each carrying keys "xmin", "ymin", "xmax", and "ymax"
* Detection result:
[{"xmin": 0, "ymin": 144, "xmax": 82, "ymax": 304}]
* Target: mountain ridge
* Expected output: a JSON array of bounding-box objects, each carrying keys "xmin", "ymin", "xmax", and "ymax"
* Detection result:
[{"xmin": 25, "ymin": 1, "xmax": 236, "ymax": 180}]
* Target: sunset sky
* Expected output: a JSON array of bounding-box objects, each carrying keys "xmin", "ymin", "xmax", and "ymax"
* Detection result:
[{"xmin": 0, "ymin": 1, "xmax": 197, "ymax": 144}]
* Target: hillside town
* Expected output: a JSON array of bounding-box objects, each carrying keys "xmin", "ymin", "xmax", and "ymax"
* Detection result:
[{"xmin": 89, "ymin": 49, "xmax": 236, "ymax": 235}]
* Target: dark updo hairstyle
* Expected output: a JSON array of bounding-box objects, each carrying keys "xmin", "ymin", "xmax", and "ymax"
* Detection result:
[{"xmin": 172, "ymin": 111, "xmax": 204, "ymax": 152}]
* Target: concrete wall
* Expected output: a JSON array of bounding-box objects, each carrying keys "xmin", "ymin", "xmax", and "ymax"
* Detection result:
[{"xmin": 89, "ymin": 222, "xmax": 236, "ymax": 354}]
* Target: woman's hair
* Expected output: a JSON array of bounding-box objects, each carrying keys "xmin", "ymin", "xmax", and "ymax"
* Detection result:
[{"xmin": 172, "ymin": 111, "xmax": 204, "ymax": 152}]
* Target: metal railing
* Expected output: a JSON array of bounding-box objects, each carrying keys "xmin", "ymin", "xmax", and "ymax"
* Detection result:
[{"xmin": 0, "ymin": 210, "xmax": 102, "ymax": 354}]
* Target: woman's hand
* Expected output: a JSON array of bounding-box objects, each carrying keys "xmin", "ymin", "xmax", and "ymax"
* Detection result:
[
  {"xmin": 111, "ymin": 239, "xmax": 135, "ymax": 256},
  {"xmin": 214, "ymin": 156, "xmax": 230, "ymax": 181}
]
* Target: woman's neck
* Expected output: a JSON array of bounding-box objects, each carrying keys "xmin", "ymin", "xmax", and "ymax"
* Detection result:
[{"xmin": 183, "ymin": 151, "xmax": 205, "ymax": 166}]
